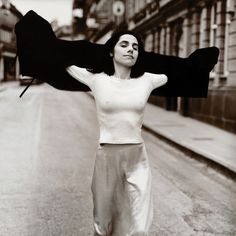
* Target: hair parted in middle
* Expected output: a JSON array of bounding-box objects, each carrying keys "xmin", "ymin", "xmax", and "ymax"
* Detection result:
[{"xmin": 88, "ymin": 30, "xmax": 145, "ymax": 78}]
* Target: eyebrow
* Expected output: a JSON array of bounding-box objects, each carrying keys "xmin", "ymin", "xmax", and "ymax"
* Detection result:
[{"xmin": 119, "ymin": 40, "xmax": 138, "ymax": 46}]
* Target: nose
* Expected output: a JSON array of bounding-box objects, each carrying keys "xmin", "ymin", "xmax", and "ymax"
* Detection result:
[{"xmin": 127, "ymin": 46, "xmax": 133, "ymax": 54}]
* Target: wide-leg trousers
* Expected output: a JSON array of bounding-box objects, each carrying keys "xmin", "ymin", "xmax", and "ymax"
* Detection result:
[{"xmin": 91, "ymin": 143, "xmax": 153, "ymax": 236}]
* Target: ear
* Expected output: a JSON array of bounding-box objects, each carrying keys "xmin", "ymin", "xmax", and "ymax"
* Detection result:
[{"xmin": 109, "ymin": 52, "xmax": 113, "ymax": 57}]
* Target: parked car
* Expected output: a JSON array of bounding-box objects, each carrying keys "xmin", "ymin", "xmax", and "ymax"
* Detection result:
[{"xmin": 19, "ymin": 75, "xmax": 43, "ymax": 86}]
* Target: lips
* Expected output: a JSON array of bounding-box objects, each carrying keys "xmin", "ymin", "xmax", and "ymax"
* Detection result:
[{"xmin": 123, "ymin": 55, "xmax": 134, "ymax": 59}]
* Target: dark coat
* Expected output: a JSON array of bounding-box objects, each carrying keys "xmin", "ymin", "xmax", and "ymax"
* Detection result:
[{"xmin": 15, "ymin": 10, "xmax": 219, "ymax": 98}]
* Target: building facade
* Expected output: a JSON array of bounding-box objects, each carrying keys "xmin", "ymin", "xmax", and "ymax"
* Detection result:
[
  {"xmin": 77, "ymin": 0, "xmax": 236, "ymax": 134},
  {"xmin": 0, "ymin": 0, "xmax": 22, "ymax": 82}
]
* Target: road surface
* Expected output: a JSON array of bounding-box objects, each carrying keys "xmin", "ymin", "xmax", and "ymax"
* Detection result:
[{"xmin": 0, "ymin": 84, "xmax": 235, "ymax": 235}]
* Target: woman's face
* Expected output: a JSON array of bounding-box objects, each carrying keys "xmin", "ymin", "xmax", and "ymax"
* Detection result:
[{"xmin": 112, "ymin": 34, "xmax": 139, "ymax": 68}]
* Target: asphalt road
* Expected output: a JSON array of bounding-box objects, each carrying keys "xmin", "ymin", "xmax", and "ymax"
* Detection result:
[{"xmin": 0, "ymin": 83, "xmax": 235, "ymax": 236}]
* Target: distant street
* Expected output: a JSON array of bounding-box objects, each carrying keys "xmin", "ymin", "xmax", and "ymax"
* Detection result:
[{"xmin": 0, "ymin": 83, "xmax": 236, "ymax": 236}]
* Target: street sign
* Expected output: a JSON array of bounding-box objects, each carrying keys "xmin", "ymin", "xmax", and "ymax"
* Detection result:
[{"xmin": 112, "ymin": 1, "xmax": 125, "ymax": 16}]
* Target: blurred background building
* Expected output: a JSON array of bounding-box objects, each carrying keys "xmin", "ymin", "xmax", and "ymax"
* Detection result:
[
  {"xmin": 0, "ymin": 0, "xmax": 22, "ymax": 82},
  {"xmin": 72, "ymin": 0, "xmax": 236, "ymax": 134}
]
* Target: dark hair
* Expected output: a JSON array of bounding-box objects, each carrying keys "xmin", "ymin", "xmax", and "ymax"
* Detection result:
[{"xmin": 89, "ymin": 30, "xmax": 145, "ymax": 78}]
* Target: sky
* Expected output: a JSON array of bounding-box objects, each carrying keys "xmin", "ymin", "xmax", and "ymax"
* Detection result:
[{"xmin": 10, "ymin": 0, "xmax": 74, "ymax": 26}]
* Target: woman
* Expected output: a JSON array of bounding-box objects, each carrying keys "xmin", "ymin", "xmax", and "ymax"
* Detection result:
[
  {"xmin": 66, "ymin": 31, "xmax": 167, "ymax": 236},
  {"xmin": 15, "ymin": 10, "xmax": 219, "ymax": 236}
]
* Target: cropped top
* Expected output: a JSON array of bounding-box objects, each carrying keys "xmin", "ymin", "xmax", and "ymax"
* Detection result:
[{"xmin": 66, "ymin": 66, "xmax": 167, "ymax": 144}]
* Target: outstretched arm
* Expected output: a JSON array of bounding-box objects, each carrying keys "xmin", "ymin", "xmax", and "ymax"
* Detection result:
[
  {"xmin": 15, "ymin": 10, "xmax": 103, "ymax": 94},
  {"xmin": 143, "ymin": 47, "xmax": 219, "ymax": 97},
  {"xmin": 15, "ymin": 10, "xmax": 219, "ymax": 98},
  {"xmin": 144, "ymin": 72, "xmax": 168, "ymax": 90},
  {"xmin": 66, "ymin": 66, "xmax": 94, "ymax": 89}
]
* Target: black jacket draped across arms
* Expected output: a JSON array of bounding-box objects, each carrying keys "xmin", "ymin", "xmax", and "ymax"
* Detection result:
[{"xmin": 15, "ymin": 10, "xmax": 220, "ymax": 98}]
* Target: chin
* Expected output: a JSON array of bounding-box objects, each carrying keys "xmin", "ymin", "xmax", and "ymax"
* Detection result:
[{"xmin": 122, "ymin": 61, "xmax": 136, "ymax": 67}]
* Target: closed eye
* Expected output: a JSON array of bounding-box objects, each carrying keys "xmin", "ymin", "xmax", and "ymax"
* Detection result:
[
  {"xmin": 119, "ymin": 41, "xmax": 139, "ymax": 50},
  {"xmin": 133, "ymin": 45, "xmax": 138, "ymax": 50},
  {"xmin": 120, "ymin": 43, "xmax": 128, "ymax": 47}
]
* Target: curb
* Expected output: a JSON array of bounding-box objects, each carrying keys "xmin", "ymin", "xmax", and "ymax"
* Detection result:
[{"xmin": 143, "ymin": 124, "xmax": 236, "ymax": 181}]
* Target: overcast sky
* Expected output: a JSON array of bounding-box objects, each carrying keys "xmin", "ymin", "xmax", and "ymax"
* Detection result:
[{"xmin": 10, "ymin": 0, "xmax": 73, "ymax": 26}]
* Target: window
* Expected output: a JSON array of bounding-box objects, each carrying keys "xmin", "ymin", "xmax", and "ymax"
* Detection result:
[
  {"xmin": 0, "ymin": 29, "xmax": 11, "ymax": 43},
  {"xmin": 144, "ymin": 33, "xmax": 154, "ymax": 52},
  {"xmin": 210, "ymin": 2, "xmax": 217, "ymax": 47},
  {"xmin": 208, "ymin": 2, "xmax": 218, "ymax": 78},
  {"xmin": 160, "ymin": 26, "xmax": 167, "ymax": 54},
  {"xmin": 199, "ymin": 8, "xmax": 205, "ymax": 48},
  {"xmin": 154, "ymin": 28, "xmax": 161, "ymax": 53}
]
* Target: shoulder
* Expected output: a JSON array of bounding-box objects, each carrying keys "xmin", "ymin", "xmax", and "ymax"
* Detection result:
[
  {"xmin": 66, "ymin": 65, "xmax": 98, "ymax": 88},
  {"xmin": 143, "ymin": 72, "xmax": 168, "ymax": 89},
  {"xmin": 143, "ymin": 72, "xmax": 168, "ymax": 82},
  {"xmin": 66, "ymin": 66, "xmax": 93, "ymax": 77}
]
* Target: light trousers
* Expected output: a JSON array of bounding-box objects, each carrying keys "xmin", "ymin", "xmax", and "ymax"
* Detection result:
[{"xmin": 91, "ymin": 143, "xmax": 153, "ymax": 236}]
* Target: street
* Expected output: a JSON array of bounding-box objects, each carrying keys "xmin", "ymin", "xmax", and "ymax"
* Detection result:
[{"xmin": 0, "ymin": 83, "xmax": 236, "ymax": 236}]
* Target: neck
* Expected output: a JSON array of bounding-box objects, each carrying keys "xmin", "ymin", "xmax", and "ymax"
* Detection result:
[{"xmin": 113, "ymin": 62, "xmax": 131, "ymax": 80}]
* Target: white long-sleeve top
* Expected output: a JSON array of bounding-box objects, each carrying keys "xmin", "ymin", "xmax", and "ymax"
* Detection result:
[{"xmin": 67, "ymin": 66, "xmax": 167, "ymax": 144}]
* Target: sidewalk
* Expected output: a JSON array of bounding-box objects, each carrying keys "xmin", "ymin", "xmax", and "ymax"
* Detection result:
[
  {"xmin": 143, "ymin": 103, "xmax": 236, "ymax": 176},
  {"xmin": 0, "ymin": 81, "xmax": 19, "ymax": 92}
]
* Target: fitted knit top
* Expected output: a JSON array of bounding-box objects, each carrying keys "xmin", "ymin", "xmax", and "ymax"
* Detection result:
[{"xmin": 66, "ymin": 66, "xmax": 167, "ymax": 144}]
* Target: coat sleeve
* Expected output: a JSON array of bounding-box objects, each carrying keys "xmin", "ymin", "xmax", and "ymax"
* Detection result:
[
  {"xmin": 14, "ymin": 10, "xmax": 105, "ymax": 92},
  {"xmin": 15, "ymin": 10, "xmax": 219, "ymax": 98},
  {"xmin": 143, "ymin": 47, "xmax": 219, "ymax": 97}
]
